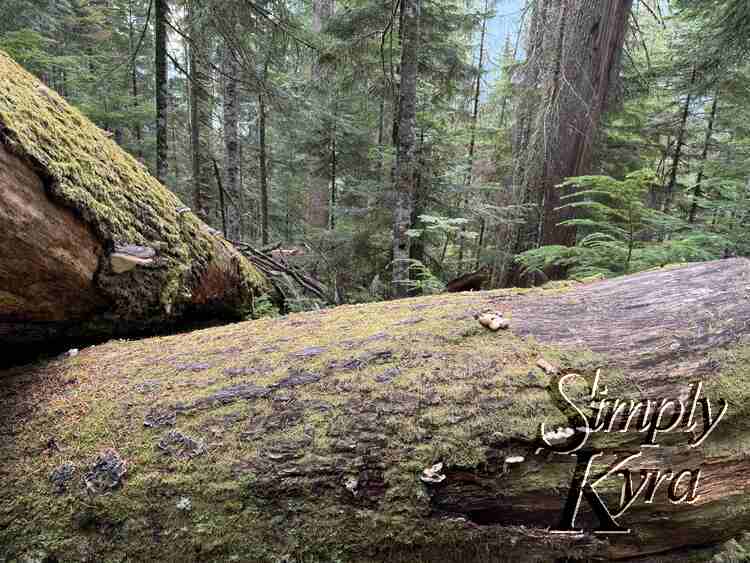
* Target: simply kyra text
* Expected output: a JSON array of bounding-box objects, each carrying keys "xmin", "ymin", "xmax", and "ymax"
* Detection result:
[{"xmin": 536, "ymin": 369, "xmax": 728, "ymax": 534}]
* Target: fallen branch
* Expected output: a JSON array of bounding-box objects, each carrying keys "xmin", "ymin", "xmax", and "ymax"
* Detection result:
[{"xmin": 231, "ymin": 240, "xmax": 332, "ymax": 305}]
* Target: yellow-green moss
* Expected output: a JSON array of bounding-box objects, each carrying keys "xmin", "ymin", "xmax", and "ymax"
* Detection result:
[{"xmin": 0, "ymin": 288, "xmax": 606, "ymax": 562}]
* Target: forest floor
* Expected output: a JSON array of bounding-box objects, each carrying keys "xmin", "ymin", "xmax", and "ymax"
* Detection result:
[{"xmin": 2, "ymin": 259, "xmax": 750, "ymax": 562}]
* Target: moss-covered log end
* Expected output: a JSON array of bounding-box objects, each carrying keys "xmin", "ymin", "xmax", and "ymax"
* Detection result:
[{"xmin": 0, "ymin": 50, "xmax": 267, "ymax": 348}]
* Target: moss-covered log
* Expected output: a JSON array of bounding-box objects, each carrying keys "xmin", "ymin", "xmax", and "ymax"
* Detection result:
[
  {"xmin": 2, "ymin": 259, "xmax": 750, "ymax": 562},
  {"xmin": 0, "ymin": 51, "xmax": 267, "ymax": 350}
]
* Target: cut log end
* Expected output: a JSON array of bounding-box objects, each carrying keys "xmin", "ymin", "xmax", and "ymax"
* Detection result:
[{"xmin": 0, "ymin": 50, "xmax": 268, "ymax": 351}]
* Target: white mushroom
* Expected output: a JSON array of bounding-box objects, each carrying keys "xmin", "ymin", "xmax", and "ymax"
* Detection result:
[
  {"xmin": 477, "ymin": 311, "xmax": 509, "ymax": 332},
  {"xmin": 543, "ymin": 427, "xmax": 575, "ymax": 444},
  {"xmin": 343, "ymin": 476, "xmax": 359, "ymax": 495},
  {"xmin": 420, "ymin": 462, "xmax": 447, "ymax": 484}
]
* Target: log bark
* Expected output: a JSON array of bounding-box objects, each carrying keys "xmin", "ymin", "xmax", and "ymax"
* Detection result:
[
  {"xmin": 0, "ymin": 50, "xmax": 267, "ymax": 352},
  {"xmin": 2, "ymin": 258, "xmax": 750, "ymax": 561}
]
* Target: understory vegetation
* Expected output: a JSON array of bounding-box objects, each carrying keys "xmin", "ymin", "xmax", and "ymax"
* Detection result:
[{"xmin": 1, "ymin": 0, "xmax": 748, "ymax": 304}]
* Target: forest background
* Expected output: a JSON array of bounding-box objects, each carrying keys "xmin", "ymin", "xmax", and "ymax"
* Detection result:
[{"xmin": 2, "ymin": 0, "xmax": 748, "ymax": 309}]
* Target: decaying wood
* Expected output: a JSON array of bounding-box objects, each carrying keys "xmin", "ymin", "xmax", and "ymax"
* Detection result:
[
  {"xmin": 2, "ymin": 259, "xmax": 750, "ymax": 562},
  {"xmin": 232, "ymin": 240, "xmax": 332, "ymax": 307},
  {"xmin": 0, "ymin": 143, "xmax": 106, "ymax": 322},
  {"xmin": 446, "ymin": 265, "xmax": 490, "ymax": 293},
  {"xmin": 0, "ymin": 50, "xmax": 266, "ymax": 352}
]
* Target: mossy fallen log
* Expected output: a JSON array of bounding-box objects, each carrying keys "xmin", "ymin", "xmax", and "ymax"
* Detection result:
[
  {"xmin": 0, "ymin": 50, "xmax": 267, "ymax": 352},
  {"xmin": 2, "ymin": 259, "xmax": 750, "ymax": 562}
]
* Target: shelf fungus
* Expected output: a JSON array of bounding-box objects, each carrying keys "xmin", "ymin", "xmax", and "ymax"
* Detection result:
[
  {"xmin": 343, "ymin": 476, "xmax": 359, "ymax": 496},
  {"xmin": 543, "ymin": 427, "xmax": 575, "ymax": 444},
  {"xmin": 110, "ymin": 244, "xmax": 156, "ymax": 274},
  {"xmin": 420, "ymin": 462, "xmax": 446, "ymax": 484},
  {"xmin": 536, "ymin": 357, "xmax": 558, "ymax": 375},
  {"xmin": 476, "ymin": 311, "xmax": 510, "ymax": 332},
  {"xmin": 503, "ymin": 455, "xmax": 525, "ymax": 473}
]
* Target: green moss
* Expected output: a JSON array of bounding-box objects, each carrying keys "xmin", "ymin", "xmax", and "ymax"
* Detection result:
[
  {"xmin": 0, "ymin": 50, "xmax": 266, "ymax": 325},
  {"xmin": 0, "ymin": 288, "xmax": 627, "ymax": 561}
]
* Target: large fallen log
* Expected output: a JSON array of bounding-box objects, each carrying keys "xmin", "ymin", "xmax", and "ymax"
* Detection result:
[
  {"xmin": 2, "ymin": 259, "xmax": 750, "ymax": 561},
  {"xmin": 0, "ymin": 50, "xmax": 267, "ymax": 352}
]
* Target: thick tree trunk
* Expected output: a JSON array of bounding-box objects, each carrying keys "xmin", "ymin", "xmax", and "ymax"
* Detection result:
[
  {"xmin": 188, "ymin": 0, "xmax": 213, "ymax": 224},
  {"xmin": 3, "ymin": 258, "xmax": 750, "ymax": 561},
  {"xmin": 305, "ymin": 0, "xmax": 335, "ymax": 229},
  {"xmin": 0, "ymin": 51, "xmax": 266, "ymax": 354},
  {"xmin": 501, "ymin": 0, "xmax": 633, "ymax": 285},
  {"xmin": 391, "ymin": 0, "xmax": 421, "ymax": 298},
  {"xmin": 155, "ymin": 0, "xmax": 169, "ymax": 184}
]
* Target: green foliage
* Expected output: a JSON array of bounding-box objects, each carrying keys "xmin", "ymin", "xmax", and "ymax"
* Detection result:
[
  {"xmin": 713, "ymin": 533, "xmax": 750, "ymax": 563},
  {"xmin": 251, "ymin": 294, "xmax": 280, "ymax": 318},
  {"xmin": 517, "ymin": 170, "xmax": 728, "ymax": 279},
  {"xmin": 405, "ymin": 260, "xmax": 445, "ymax": 294},
  {"xmin": 2, "ymin": 0, "xmax": 749, "ymax": 302}
]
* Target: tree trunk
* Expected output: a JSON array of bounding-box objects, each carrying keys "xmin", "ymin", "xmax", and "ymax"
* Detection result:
[
  {"xmin": 391, "ymin": 0, "xmax": 421, "ymax": 298},
  {"xmin": 155, "ymin": 0, "xmax": 169, "ymax": 184},
  {"xmin": 329, "ymin": 102, "xmax": 337, "ymax": 231},
  {"xmin": 457, "ymin": 0, "xmax": 488, "ymax": 274},
  {"xmin": 4, "ymin": 258, "xmax": 750, "ymax": 562},
  {"xmin": 306, "ymin": 0, "xmax": 335, "ymax": 229},
  {"xmin": 188, "ymin": 0, "xmax": 213, "ymax": 224},
  {"xmin": 128, "ymin": 0, "xmax": 144, "ymax": 158},
  {"xmin": 664, "ymin": 67, "xmax": 696, "ymax": 214},
  {"xmin": 0, "ymin": 50, "xmax": 266, "ymax": 354},
  {"xmin": 223, "ymin": 49, "xmax": 241, "ymax": 239},
  {"xmin": 259, "ymin": 92, "xmax": 269, "ymax": 246},
  {"xmin": 501, "ymin": 0, "xmax": 633, "ymax": 285},
  {"xmin": 689, "ymin": 91, "xmax": 718, "ymax": 223}
]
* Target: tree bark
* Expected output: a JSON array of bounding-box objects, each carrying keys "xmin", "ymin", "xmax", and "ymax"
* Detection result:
[
  {"xmin": 664, "ymin": 67, "xmax": 696, "ymax": 214},
  {"xmin": 259, "ymin": 92, "xmax": 270, "ymax": 246},
  {"xmin": 501, "ymin": 0, "xmax": 633, "ymax": 285},
  {"xmin": 306, "ymin": 0, "xmax": 335, "ymax": 229},
  {"xmin": 3, "ymin": 258, "xmax": 750, "ymax": 561},
  {"xmin": 391, "ymin": 0, "xmax": 421, "ymax": 298},
  {"xmin": 223, "ymin": 48, "xmax": 241, "ymax": 239},
  {"xmin": 0, "ymin": 50, "xmax": 266, "ymax": 353},
  {"xmin": 127, "ymin": 0, "xmax": 144, "ymax": 158},
  {"xmin": 188, "ymin": 0, "xmax": 213, "ymax": 224},
  {"xmin": 329, "ymin": 102, "xmax": 337, "ymax": 231},
  {"xmin": 155, "ymin": 0, "xmax": 169, "ymax": 184},
  {"xmin": 689, "ymin": 91, "xmax": 718, "ymax": 223}
]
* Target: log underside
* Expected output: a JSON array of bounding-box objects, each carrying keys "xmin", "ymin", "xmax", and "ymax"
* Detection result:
[
  {"xmin": 2, "ymin": 259, "xmax": 750, "ymax": 562},
  {"xmin": 0, "ymin": 144, "xmax": 105, "ymax": 323}
]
